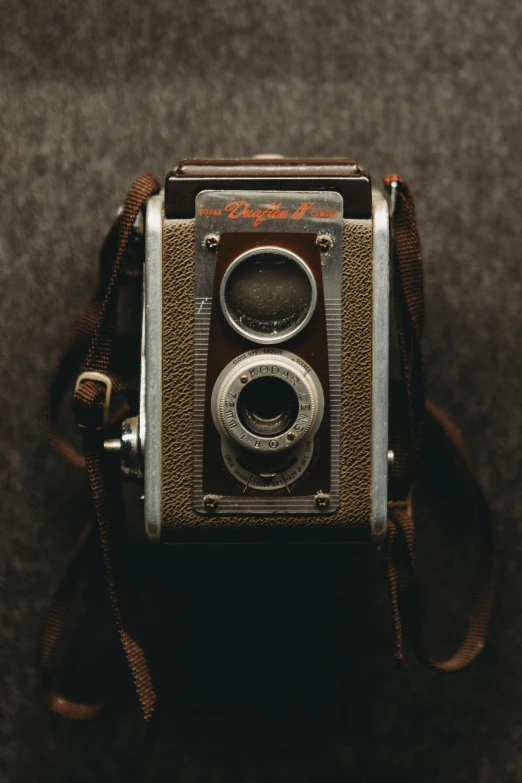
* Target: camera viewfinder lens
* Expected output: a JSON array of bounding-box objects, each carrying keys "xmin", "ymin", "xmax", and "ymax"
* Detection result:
[{"xmin": 221, "ymin": 247, "xmax": 316, "ymax": 343}]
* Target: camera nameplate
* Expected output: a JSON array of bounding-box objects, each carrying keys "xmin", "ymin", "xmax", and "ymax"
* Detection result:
[{"xmin": 192, "ymin": 190, "xmax": 343, "ymax": 516}]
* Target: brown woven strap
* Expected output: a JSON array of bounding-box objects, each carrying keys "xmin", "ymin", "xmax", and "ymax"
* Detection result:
[
  {"xmin": 384, "ymin": 174, "xmax": 425, "ymax": 497},
  {"xmin": 383, "ymin": 173, "xmax": 496, "ymax": 670},
  {"xmin": 44, "ymin": 299, "xmax": 99, "ymax": 469},
  {"xmin": 40, "ymin": 173, "xmax": 160, "ymax": 721},
  {"xmin": 44, "ymin": 214, "xmax": 124, "ymax": 469},
  {"xmin": 387, "ymin": 402, "xmax": 496, "ymax": 671},
  {"xmin": 38, "ymin": 522, "xmax": 108, "ymax": 719}
]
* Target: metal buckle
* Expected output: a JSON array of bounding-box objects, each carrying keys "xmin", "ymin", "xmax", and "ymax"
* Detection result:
[{"xmin": 74, "ymin": 371, "xmax": 113, "ymax": 430}]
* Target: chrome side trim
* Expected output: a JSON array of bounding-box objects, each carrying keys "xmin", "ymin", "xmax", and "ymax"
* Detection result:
[
  {"xmin": 143, "ymin": 194, "xmax": 163, "ymax": 543},
  {"xmin": 370, "ymin": 191, "xmax": 390, "ymax": 543}
]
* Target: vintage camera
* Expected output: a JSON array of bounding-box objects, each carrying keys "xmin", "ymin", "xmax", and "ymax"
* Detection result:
[{"xmin": 121, "ymin": 158, "xmax": 390, "ymax": 544}]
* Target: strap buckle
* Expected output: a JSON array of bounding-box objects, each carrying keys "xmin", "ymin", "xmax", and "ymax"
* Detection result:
[{"xmin": 74, "ymin": 371, "xmax": 113, "ymax": 430}]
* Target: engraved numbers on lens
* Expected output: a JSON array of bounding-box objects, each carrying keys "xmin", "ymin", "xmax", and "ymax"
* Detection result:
[
  {"xmin": 214, "ymin": 352, "xmax": 321, "ymax": 454},
  {"xmin": 211, "ymin": 348, "xmax": 325, "ymax": 488}
]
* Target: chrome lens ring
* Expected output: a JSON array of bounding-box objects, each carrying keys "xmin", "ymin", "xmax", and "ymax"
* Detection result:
[
  {"xmin": 220, "ymin": 246, "xmax": 317, "ymax": 344},
  {"xmin": 214, "ymin": 351, "xmax": 324, "ymax": 453}
]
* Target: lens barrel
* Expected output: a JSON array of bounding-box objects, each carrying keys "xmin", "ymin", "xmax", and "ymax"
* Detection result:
[
  {"xmin": 214, "ymin": 352, "xmax": 323, "ymax": 453},
  {"xmin": 237, "ymin": 376, "xmax": 299, "ymax": 438}
]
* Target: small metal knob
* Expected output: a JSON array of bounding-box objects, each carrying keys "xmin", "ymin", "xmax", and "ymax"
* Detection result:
[
  {"xmin": 104, "ymin": 416, "xmax": 143, "ymax": 481},
  {"xmin": 121, "ymin": 416, "xmax": 143, "ymax": 481},
  {"xmin": 104, "ymin": 439, "xmax": 121, "ymax": 453}
]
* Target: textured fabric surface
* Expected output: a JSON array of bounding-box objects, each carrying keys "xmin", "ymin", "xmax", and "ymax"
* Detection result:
[{"xmin": 1, "ymin": 0, "xmax": 521, "ymax": 781}]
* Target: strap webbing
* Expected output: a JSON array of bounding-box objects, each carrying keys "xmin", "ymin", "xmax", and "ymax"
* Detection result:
[
  {"xmin": 383, "ymin": 175, "xmax": 496, "ymax": 670},
  {"xmin": 44, "ymin": 214, "xmax": 124, "ymax": 469},
  {"xmin": 40, "ymin": 173, "xmax": 160, "ymax": 721},
  {"xmin": 385, "ymin": 174, "xmax": 425, "ymax": 497},
  {"xmin": 387, "ymin": 403, "xmax": 496, "ymax": 671}
]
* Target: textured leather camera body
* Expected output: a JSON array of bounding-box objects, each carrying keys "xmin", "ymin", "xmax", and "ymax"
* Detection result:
[{"xmin": 142, "ymin": 159, "xmax": 390, "ymax": 544}]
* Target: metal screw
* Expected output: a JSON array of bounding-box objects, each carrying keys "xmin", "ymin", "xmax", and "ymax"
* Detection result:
[
  {"xmin": 204, "ymin": 234, "xmax": 219, "ymax": 250},
  {"xmin": 315, "ymin": 492, "xmax": 330, "ymax": 509},
  {"xmin": 286, "ymin": 431, "xmax": 296, "ymax": 442},
  {"xmin": 316, "ymin": 234, "xmax": 332, "ymax": 251},
  {"xmin": 203, "ymin": 494, "xmax": 219, "ymax": 510},
  {"xmin": 240, "ymin": 374, "xmax": 249, "ymax": 384},
  {"xmin": 388, "ymin": 449, "xmax": 395, "ymax": 467}
]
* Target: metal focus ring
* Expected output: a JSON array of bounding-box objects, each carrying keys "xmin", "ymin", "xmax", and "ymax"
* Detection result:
[{"xmin": 216, "ymin": 354, "xmax": 320, "ymax": 453}]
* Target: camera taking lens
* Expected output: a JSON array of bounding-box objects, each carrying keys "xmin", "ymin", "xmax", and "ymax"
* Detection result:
[
  {"xmin": 237, "ymin": 376, "xmax": 299, "ymax": 438},
  {"xmin": 213, "ymin": 352, "xmax": 323, "ymax": 454}
]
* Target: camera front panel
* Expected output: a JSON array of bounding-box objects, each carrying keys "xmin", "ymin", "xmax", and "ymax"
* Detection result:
[
  {"xmin": 193, "ymin": 190, "xmax": 343, "ymax": 516},
  {"xmin": 144, "ymin": 160, "xmax": 389, "ymax": 543}
]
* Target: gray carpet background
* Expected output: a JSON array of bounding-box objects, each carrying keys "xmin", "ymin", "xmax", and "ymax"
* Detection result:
[{"xmin": 1, "ymin": 1, "xmax": 522, "ymax": 781}]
